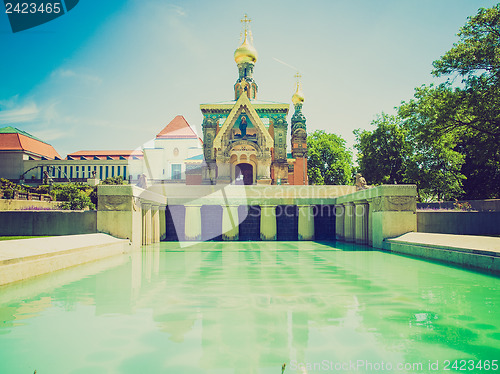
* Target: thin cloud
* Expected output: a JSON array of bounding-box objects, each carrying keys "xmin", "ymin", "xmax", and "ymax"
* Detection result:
[
  {"xmin": 0, "ymin": 102, "xmax": 39, "ymax": 124},
  {"xmin": 51, "ymin": 68, "xmax": 103, "ymax": 86},
  {"xmin": 272, "ymin": 57, "xmax": 300, "ymax": 72},
  {"xmin": 167, "ymin": 4, "xmax": 186, "ymax": 17}
]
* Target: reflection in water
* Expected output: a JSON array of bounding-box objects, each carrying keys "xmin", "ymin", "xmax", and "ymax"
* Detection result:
[{"xmin": 0, "ymin": 242, "xmax": 498, "ymax": 374}]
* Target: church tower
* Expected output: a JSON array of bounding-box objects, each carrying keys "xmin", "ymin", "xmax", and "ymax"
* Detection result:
[
  {"xmin": 201, "ymin": 15, "xmax": 310, "ymax": 186},
  {"xmin": 233, "ymin": 14, "xmax": 258, "ymax": 100},
  {"xmin": 290, "ymin": 74, "xmax": 308, "ymax": 185}
]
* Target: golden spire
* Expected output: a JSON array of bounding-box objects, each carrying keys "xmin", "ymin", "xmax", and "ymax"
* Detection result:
[
  {"xmin": 241, "ymin": 14, "xmax": 251, "ymax": 35},
  {"xmin": 234, "ymin": 14, "xmax": 258, "ymax": 64},
  {"xmin": 292, "ymin": 72, "xmax": 305, "ymax": 105}
]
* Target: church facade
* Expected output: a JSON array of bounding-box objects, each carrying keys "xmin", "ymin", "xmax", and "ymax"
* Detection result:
[{"xmin": 200, "ymin": 17, "xmax": 308, "ymax": 185}]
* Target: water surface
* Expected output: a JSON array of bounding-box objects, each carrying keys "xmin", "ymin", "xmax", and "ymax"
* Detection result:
[{"xmin": 0, "ymin": 241, "xmax": 499, "ymax": 373}]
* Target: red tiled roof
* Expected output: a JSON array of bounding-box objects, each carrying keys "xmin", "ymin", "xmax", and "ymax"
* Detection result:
[
  {"xmin": 68, "ymin": 150, "xmax": 143, "ymax": 157},
  {"xmin": 156, "ymin": 115, "xmax": 199, "ymax": 139},
  {"xmin": 0, "ymin": 133, "xmax": 61, "ymax": 159}
]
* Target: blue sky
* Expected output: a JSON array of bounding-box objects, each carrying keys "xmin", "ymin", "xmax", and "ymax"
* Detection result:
[{"xmin": 0, "ymin": 0, "xmax": 498, "ymax": 156}]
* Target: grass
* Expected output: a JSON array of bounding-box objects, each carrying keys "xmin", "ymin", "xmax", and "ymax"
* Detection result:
[{"xmin": 0, "ymin": 236, "xmax": 51, "ymax": 241}]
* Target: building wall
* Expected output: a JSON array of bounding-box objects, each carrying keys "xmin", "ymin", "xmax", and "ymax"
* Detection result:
[
  {"xmin": 0, "ymin": 152, "xmax": 25, "ymax": 180},
  {"xmin": 290, "ymin": 158, "xmax": 307, "ymax": 185},
  {"xmin": 22, "ymin": 159, "xmax": 141, "ymax": 182},
  {"xmin": 153, "ymin": 138, "xmax": 202, "ymax": 180}
]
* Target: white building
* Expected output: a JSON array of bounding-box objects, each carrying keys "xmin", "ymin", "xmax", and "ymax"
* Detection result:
[
  {"xmin": 0, "ymin": 116, "xmax": 203, "ymax": 185},
  {"xmin": 143, "ymin": 115, "xmax": 203, "ymax": 182}
]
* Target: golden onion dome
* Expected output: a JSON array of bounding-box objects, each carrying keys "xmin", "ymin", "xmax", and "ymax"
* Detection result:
[
  {"xmin": 234, "ymin": 33, "xmax": 258, "ymax": 64},
  {"xmin": 292, "ymin": 83, "xmax": 305, "ymax": 105}
]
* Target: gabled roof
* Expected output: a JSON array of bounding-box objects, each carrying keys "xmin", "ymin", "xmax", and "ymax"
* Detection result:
[
  {"xmin": 0, "ymin": 126, "xmax": 44, "ymax": 141},
  {"xmin": 156, "ymin": 115, "xmax": 199, "ymax": 139},
  {"xmin": 213, "ymin": 93, "xmax": 274, "ymax": 150},
  {"xmin": 0, "ymin": 126, "xmax": 61, "ymax": 159}
]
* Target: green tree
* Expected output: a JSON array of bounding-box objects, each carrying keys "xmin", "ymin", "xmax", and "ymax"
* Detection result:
[
  {"xmin": 52, "ymin": 184, "xmax": 95, "ymax": 210},
  {"xmin": 395, "ymin": 4, "xmax": 500, "ymax": 200},
  {"xmin": 354, "ymin": 113, "xmax": 409, "ymax": 185},
  {"xmin": 404, "ymin": 128, "xmax": 466, "ymax": 202},
  {"xmin": 398, "ymin": 85, "xmax": 467, "ymax": 201},
  {"xmin": 307, "ymin": 130, "xmax": 353, "ymax": 185},
  {"xmin": 418, "ymin": 4, "xmax": 500, "ymax": 198}
]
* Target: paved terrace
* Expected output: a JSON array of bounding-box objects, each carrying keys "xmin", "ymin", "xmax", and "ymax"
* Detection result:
[
  {"xmin": 387, "ymin": 232, "xmax": 500, "ymax": 274},
  {"xmin": 0, "ymin": 234, "xmax": 128, "ymax": 286}
]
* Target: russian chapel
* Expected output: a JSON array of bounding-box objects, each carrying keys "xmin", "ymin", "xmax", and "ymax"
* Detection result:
[{"xmin": 200, "ymin": 15, "xmax": 308, "ymax": 185}]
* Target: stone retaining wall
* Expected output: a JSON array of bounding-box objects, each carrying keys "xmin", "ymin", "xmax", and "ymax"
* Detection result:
[
  {"xmin": 0, "ymin": 210, "xmax": 97, "ymax": 236},
  {"xmin": 417, "ymin": 211, "xmax": 500, "ymax": 236}
]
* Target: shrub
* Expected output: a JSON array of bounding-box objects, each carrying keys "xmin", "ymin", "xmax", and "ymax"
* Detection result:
[
  {"xmin": 52, "ymin": 184, "xmax": 95, "ymax": 210},
  {"xmin": 102, "ymin": 176, "xmax": 124, "ymax": 185}
]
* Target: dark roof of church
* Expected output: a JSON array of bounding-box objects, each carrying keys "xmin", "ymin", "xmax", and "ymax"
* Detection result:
[
  {"xmin": 67, "ymin": 150, "xmax": 143, "ymax": 160},
  {"xmin": 156, "ymin": 115, "xmax": 199, "ymax": 139}
]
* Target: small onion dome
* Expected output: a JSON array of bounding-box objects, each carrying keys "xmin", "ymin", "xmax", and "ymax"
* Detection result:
[
  {"xmin": 292, "ymin": 84, "xmax": 305, "ymax": 105},
  {"xmin": 234, "ymin": 33, "xmax": 258, "ymax": 64}
]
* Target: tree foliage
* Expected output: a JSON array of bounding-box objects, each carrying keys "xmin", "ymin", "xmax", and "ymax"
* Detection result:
[
  {"xmin": 102, "ymin": 176, "xmax": 124, "ymax": 185},
  {"xmin": 52, "ymin": 184, "xmax": 95, "ymax": 210},
  {"xmin": 354, "ymin": 113, "xmax": 409, "ymax": 185},
  {"xmin": 355, "ymin": 4, "xmax": 500, "ymax": 200},
  {"xmin": 307, "ymin": 130, "xmax": 353, "ymax": 185},
  {"xmin": 428, "ymin": 4, "xmax": 500, "ymax": 198},
  {"xmin": 432, "ymin": 4, "xmax": 500, "ymax": 80}
]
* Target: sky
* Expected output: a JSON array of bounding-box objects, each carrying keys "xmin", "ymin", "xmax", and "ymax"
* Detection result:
[{"xmin": 0, "ymin": 0, "xmax": 499, "ymax": 157}]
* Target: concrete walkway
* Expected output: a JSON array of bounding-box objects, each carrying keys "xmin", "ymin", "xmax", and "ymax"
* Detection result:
[
  {"xmin": 0, "ymin": 234, "xmax": 129, "ymax": 286},
  {"xmin": 386, "ymin": 232, "xmax": 500, "ymax": 274}
]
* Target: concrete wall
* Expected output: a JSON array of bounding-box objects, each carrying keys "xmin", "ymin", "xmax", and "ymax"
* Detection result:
[
  {"xmin": 0, "ymin": 199, "xmax": 60, "ymax": 211},
  {"xmin": 417, "ymin": 211, "xmax": 500, "ymax": 236},
  {"xmin": 0, "ymin": 210, "xmax": 97, "ymax": 236}
]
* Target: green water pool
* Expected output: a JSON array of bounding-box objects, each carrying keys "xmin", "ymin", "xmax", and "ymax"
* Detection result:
[{"xmin": 0, "ymin": 241, "xmax": 499, "ymax": 373}]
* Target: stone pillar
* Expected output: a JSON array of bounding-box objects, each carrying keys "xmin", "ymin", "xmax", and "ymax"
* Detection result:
[
  {"xmin": 344, "ymin": 202, "xmax": 355, "ymax": 242},
  {"xmin": 151, "ymin": 205, "xmax": 160, "ymax": 243},
  {"xmin": 97, "ymin": 185, "xmax": 166, "ymax": 248},
  {"xmin": 141, "ymin": 204, "xmax": 146, "ymax": 245},
  {"xmin": 336, "ymin": 185, "xmax": 417, "ymax": 249},
  {"xmin": 354, "ymin": 201, "xmax": 369, "ymax": 244},
  {"xmin": 335, "ymin": 204, "xmax": 345, "ymax": 240},
  {"xmin": 222, "ymin": 205, "xmax": 239, "ymax": 240},
  {"xmin": 184, "ymin": 205, "xmax": 202, "ymax": 241},
  {"xmin": 260, "ymin": 205, "xmax": 277, "ymax": 240},
  {"xmin": 159, "ymin": 206, "xmax": 166, "ymax": 241},
  {"xmin": 298, "ymin": 205, "xmax": 314, "ymax": 240},
  {"xmin": 216, "ymin": 163, "xmax": 231, "ymax": 185},
  {"xmin": 367, "ymin": 199, "xmax": 373, "ymax": 246},
  {"xmin": 142, "ymin": 203, "xmax": 152, "ymax": 245}
]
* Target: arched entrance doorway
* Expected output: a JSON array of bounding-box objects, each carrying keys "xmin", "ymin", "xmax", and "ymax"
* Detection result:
[{"xmin": 235, "ymin": 163, "xmax": 253, "ymax": 185}]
